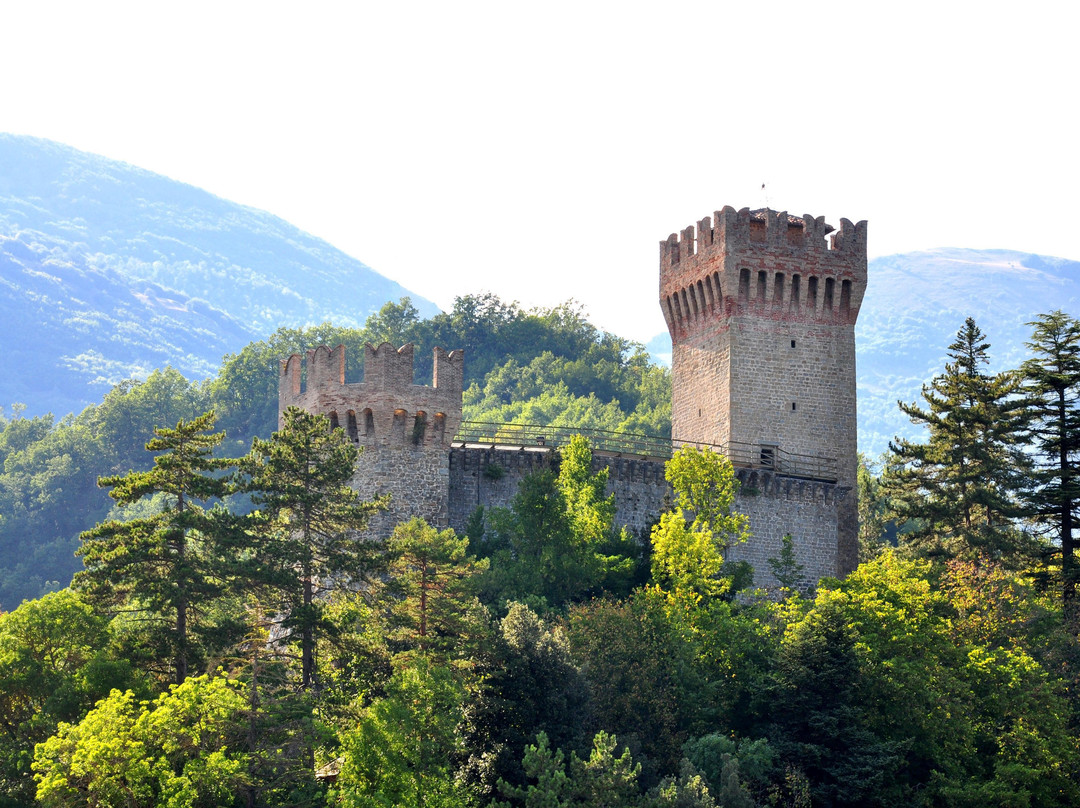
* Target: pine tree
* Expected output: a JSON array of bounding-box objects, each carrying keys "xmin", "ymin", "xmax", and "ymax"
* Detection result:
[
  {"xmin": 76, "ymin": 410, "xmax": 235, "ymax": 684},
  {"xmin": 239, "ymin": 406, "xmax": 384, "ymax": 690},
  {"xmin": 883, "ymin": 318, "xmax": 1034, "ymax": 565},
  {"xmin": 1021, "ymin": 311, "xmax": 1080, "ymax": 617}
]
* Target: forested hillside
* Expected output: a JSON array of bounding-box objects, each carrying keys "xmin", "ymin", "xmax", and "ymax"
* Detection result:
[
  {"xmin": 0, "ymin": 134, "xmax": 437, "ymax": 417},
  {"xmin": 0, "ymin": 294, "xmax": 668, "ymax": 607}
]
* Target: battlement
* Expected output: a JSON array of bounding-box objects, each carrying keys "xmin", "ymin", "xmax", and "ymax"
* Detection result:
[
  {"xmin": 659, "ymin": 206, "xmax": 867, "ymax": 340},
  {"xmin": 278, "ymin": 343, "xmax": 464, "ymax": 449},
  {"xmin": 659, "ymin": 206, "xmax": 867, "ymax": 270}
]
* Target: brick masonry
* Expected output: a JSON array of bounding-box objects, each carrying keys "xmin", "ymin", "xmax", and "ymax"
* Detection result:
[{"xmin": 279, "ymin": 204, "xmax": 866, "ymax": 587}]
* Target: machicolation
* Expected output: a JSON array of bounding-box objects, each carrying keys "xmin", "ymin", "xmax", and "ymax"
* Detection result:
[{"xmin": 279, "ymin": 203, "xmax": 867, "ymax": 588}]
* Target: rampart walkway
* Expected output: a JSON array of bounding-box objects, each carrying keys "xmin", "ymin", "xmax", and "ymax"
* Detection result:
[{"xmin": 451, "ymin": 420, "xmax": 838, "ymax": 483}]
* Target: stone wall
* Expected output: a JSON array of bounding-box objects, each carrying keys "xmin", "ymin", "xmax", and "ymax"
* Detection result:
[
  {"xmin": 446, "ymin": 445, "xmax": 844, "ymax": 591},
  {"xmin": 447, "ymin": 447, "xmax": 669, "ymax": 540},
  {"xmin": 659, "ymin": 206, "xmax": 867, "ymax": 576}
]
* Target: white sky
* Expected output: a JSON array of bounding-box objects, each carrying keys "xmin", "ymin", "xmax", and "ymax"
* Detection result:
[{"xmin": 2, "ymin": 1, "xmax": 1077, "ymax": 342}]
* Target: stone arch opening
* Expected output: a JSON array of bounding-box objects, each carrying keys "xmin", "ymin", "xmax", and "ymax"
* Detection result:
[{"xmin": 392, "ymin": 409, "xmax": 408, "ymax": 441}]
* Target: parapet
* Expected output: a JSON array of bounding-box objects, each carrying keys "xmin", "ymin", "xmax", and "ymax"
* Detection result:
[
  {"xmin": 659, "ymin": 205, "xmax": 868, "ymax": 338},
  {"xmin": 660, "ymin": 206, "xmax": 867, "ymax": 271},
  {"xmin": 278, "ymin": 343, "xmax": 465, "ymax": 448}
]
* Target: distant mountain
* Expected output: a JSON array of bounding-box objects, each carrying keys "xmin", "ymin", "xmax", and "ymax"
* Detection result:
[
  {"xmin": 644, "ymin": 248, "xmax": 1080, "ymax": 459},
  {"xmin": 857, "ymin": 248, "xmax": 1080, "ymax": 458},
  {"xmin": 0, "ymin": 134, "xmax": 438, "ymax": 417}
]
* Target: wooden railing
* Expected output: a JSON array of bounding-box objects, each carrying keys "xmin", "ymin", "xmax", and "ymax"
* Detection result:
[{"xmin": 451, "ymin": 421, "xmax": 838, "ymax": 482}]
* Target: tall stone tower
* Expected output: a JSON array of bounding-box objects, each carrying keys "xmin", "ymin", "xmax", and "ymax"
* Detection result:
[
  {"xmin": 659, "ymin": 206, "xmax": 867, "ymax": 576},
  {"xmin": 278, "ymin": 343, "xmax": 465, "ymax": 537}
]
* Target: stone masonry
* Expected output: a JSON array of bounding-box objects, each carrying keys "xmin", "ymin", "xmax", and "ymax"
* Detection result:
[
  {"xmin": 279, "ymin": 343, "xmax": 464, "ymax": 538},
  {"xmin": 660, "ymin": 206, "xmax": 867, "ymax": 576},
  {"xmin": 278, "ymin": 203, "xmax": 867, "ymax": 588}
]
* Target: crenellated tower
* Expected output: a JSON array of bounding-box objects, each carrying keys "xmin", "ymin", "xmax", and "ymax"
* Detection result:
[
  {"xmin": 660, "ymin": 206, "xmax": 867, "ymax": 576},
  {"xmin": 279, "ymin": 342, "xmax": 465, "ymax": 535}
]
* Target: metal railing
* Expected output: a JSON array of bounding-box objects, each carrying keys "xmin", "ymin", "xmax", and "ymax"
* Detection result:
[
  {"xmin": 452, "ymin": 421, "xmax": 838, "ymax": 482},
  {"xmin": 453, "ymin": 421, "xmax": 672, "ymax": 459}
]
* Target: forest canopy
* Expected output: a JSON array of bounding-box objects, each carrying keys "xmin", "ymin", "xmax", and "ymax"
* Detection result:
[
  {"xmin": 4, "ymin": 305, "xmax": 1080, "ymax": 806},
  {"xmin": 0, "ymin": 294, "xmax": 670, "ymax": 608}
]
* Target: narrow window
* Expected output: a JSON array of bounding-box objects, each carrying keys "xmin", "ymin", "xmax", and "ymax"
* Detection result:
[
  {"xmin": 738, "ymin": 268, "xmax": 750, "ymax": 301},
  {"xmin": 790, "ymin": 339, "xmax": 796, "ymax": 348},
  {"xmin": 697, "ymin": 281, "xmax": 707, "ymax": 313},
  {"xmin": 756, "ymin": 270, "xmax": 767, "ymax": 301},
  {"xmin": 824, "ymin": 277, "xmax": 835, "ymax": 310},
  {"xmin": 713, "ymin": 272, "xmax": 723, "ymax": 301},
  {"xmin": 434, "ymin": 412, "xmax": 446, "ymax": 444},
  {"xmin": 808, "ymin": 276, "xmax": 818, "ymax": 309},
  {"xmin": 791, "ymin": 274, "xmax": 801, "ymax": 307},
  {"xmin": 840, "ymin": 279, "xmax": 852, "ymax": 315},
  {"xmin": 704, "ymin": 275, "xmax": 716, "ymax": 307},
  {"xmin": 346, "ymin": 410, "xmax": 359, "ymax": 442},
  {"xmin": 363, "ymin": 408, "xmax": 375, "ymax": 436},
  {"xmin": 773, "ymin": 272, "xmax": 784, "ymax": 304},
  {"xmin": 329, "ymin": 411, "xmax": 340, "ymax": 430},
  {"xmin": 792, "ymin": 402, "xmax": 797, "ymax": 411},
  {"xmin": 689, "ymin": 285, "xmax": 699, "ymax": 317}
]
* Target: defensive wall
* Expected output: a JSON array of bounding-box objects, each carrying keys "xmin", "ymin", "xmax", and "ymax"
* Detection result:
[{"xmin": 278, "ymin": 203, "xmax": 865, "ymax": 589}]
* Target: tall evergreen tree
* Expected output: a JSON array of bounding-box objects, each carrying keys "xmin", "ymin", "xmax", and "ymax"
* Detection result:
[
  {"xmin": 239, "ymin": 406, "xmax": 384, "ymax": 690},
  {"xmin": 1021, "ymin": 310, "xmax": 1080, "ymax": 617},
  {"xmin": 883, "ymin": 318, "xmax": 1034, "ymax": 564},
  {"xmin": 76, "ymin": 410, "xmax": 235, "ymax": 684}
]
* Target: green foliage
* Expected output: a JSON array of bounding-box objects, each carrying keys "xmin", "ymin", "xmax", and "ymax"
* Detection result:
[
  {"xmin": 473, "ymin": 437, "xmax": 639, "ymax": 610},
  {"xmin": 33, "ymin": 674, "xmax": 248, "ymax": 808},
  {"xmin": 766, "ymin": 534, "xmax": 805, "ymax": 593},
  {"xmin": 457, "ymin": 602, "xmax": 587, "ymax": 802},
  {"xmin": 0, "ymin": 589, "xmax": 139, "ymax": 806},
  {"xmin": 239, "ymin": 406, "xmax": 384, "ymax": 689},
  {"xmin": 75, "ymin": 411, "xmax": 236, "ymax": 685},
  {"xmin": 384, "ymin": 518, "xmax": 489, "ymax": 663},
  {"xmin": 494, "ymin": 730, "xmax": 643, "ymax": 808},
  {"xmin": 566, "ymin": 592, "xmax": 702, "ymax": 783},
  {"xmin": 857, "ymin": 453, "xmax": 892, "ymax": 562},
  {"xmin": 336, "ymin": 657, "xmax": 468, "ymax": 808},
  {"xmin": 1020, "ymin": 310, "xmax": 1080, "ymax": 617},
  {"xmin": 883, "ymin": 318, "xmax": 1035, "ymax": 565},
  {"xmin": 0, "ymin": 368, "xmax": 210, "ymax": 609},
  {"xmin": 650, "ymin": 447, "xmax": 750, "ymax": 603}
]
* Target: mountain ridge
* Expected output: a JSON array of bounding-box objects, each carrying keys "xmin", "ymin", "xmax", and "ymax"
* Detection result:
[{"xmin": 0, "ymin": 134, "xmax": 439, "ymax": 416}]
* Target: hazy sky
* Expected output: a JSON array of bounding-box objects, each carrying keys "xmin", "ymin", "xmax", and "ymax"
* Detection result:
[{"xmin": 2, "ymin": 1, "xmax": 1076, "ymax": 341}]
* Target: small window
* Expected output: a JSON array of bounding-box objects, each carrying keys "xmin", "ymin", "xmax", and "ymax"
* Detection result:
[
  {"xmin": 792, "ymin": 402, "xmax": 797, "ymax": 411},
  {"xmin": 790, "ymin": 339, "xmax": 796, "ymax": 348},
  {"xmin": 346, "ymin": 411, "xmax": 359, "ymax": 442}
]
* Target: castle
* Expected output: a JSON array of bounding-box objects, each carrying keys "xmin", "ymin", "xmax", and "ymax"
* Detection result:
[{"xmin": 279, "ymin": 205, "xmax": 867, "ymax": 586}]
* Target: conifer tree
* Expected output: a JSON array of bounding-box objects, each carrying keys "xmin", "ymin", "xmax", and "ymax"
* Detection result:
[
  {"xmin": 76, "ymin": 410, "xmax": 235, "ymax": 684},
  {"xmin": 883, "ymin": 318, "xmax": 1034, "ymax": 564},
  {"xmin": 239, "ymin": 406, "xmax": 384, "ymax": 690},
  {"xmin": 1021, "ymin": 310, "xmax": 1080, "ymax": 616}
]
